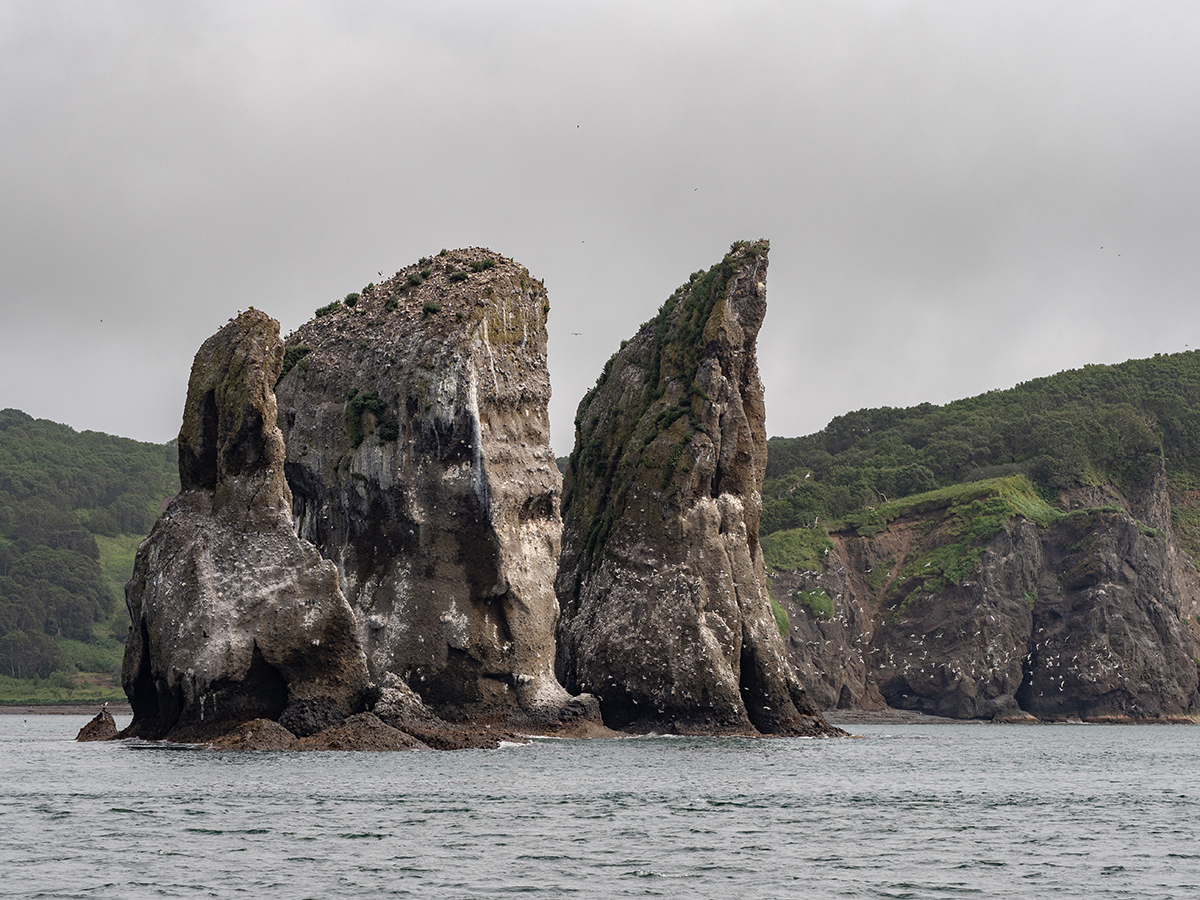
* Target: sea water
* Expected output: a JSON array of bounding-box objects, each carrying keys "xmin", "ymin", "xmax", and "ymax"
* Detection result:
[{"xmin": 1, "ymin": 716, "xmax": 1197, "ymax": 899}]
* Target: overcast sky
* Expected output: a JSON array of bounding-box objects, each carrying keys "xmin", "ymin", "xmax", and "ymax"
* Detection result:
[{"xmin": 3, "ymin": 1, "xmax": 1199, "ymax": 455}]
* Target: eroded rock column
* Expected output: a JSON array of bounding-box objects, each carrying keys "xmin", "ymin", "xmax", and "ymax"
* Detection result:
[
  {"xmin": 555, "ymin": 240, "xmax": 839, "ymax": 736},
  {"xmin": 123, "ymin": 310, "xmax": 370, "ymax": 740}
]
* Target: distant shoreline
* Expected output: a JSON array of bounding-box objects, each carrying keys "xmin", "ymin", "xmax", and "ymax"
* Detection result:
[
  {"xmin": 2, "ymin": 704, "xmax": 954, "ymax": 723},
  {"xmin": 821, "ymin": 708, "xmax": 963, "ymax": 726},
  {"xmin": 0, "ymin": 704, "xmax": 966, "ymax": 725}
]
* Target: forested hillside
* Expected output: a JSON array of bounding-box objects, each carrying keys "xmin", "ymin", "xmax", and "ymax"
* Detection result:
[
  {"xmin": 763, "ymin": 350, "xmax": 1200, "ymax": 558},
  {"xmin": 0, "ymin": 409, "xmax": 177, "ymax": 698}
]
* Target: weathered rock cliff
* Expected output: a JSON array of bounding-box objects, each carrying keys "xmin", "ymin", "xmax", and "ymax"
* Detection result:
[
  {"xmin": 275, "ymin": 249, "xmax": 582, "ymax": 726},
  {"xmin": 556, "ymin": 241, "xmax": 838, "ymax": 736},
  {"xmin": 774, "ymin": 471, "xmax": 1200, "ymax": 720},
  {"xmin": 122, "ymin": 310, "xmax": 371, "ymax": 740}
]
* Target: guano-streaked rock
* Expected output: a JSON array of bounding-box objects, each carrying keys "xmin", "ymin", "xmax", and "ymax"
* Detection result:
[
  {"xmin": 122, "ymin": 310, "xmax": 371, "ymax": 740},
  {"xmin": 275, "ymin": 249, "xmax": 583, "ymax": 727}
]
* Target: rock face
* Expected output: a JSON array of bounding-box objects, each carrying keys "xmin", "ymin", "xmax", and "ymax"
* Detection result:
[
  {"xmin": 275, "ymin": 249, "xmax": 576, "ymax": 724},
  {"xmin": 290, "ymin": 712, "xmax": 428, "ymax": 751},
  {"xmin": 122, "ymin": 310, "xmax": 371, "ymax": 740},
  {"xmin": 75, "ymin": 709, "xmax": 119, "ymax": 741},
  {"xmin": 776, "ymin": 470, "xmax": 1200, "ymax": 720},
  {"xmin": 556, "ymin": 241, "xmax": 837, "ymax": 736}
]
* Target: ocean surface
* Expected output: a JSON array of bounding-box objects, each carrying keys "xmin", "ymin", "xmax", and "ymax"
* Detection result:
[{"xmin": 2, "ymin": 716, "xmax": 1197, "ymax": 899}]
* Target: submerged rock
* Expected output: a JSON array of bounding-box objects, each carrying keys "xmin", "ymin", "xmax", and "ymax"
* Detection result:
[
  {"xmin": 122, "ymin": 310, "xmax": 371, "ymax": 741},
  {"xmin": 207, "ymin": 718, "xmax": 298, "ymax": 750},
  {"xmin": 555, "ymin": 240, "xmax": 839, "ymax": 736},
  {"xmin": 275, "ymin": 249, "xmax": 584, "ymax": 727},
  {"xmin": 367, "ymin": 671, "xmax": 515, "ymax": 749},
  {"xmin": 204, "ymin": 713, "xmax": 431, "ymax": 751}
]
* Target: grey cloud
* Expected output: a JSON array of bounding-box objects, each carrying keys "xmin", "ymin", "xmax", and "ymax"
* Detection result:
[{"xmin": 2, "ymin": 1, "xmax": 1198, "ymax": 455}]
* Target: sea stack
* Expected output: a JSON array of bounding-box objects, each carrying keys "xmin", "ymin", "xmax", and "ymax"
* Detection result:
[
  {"xmin": 275, "ymin": 249, "xmax": 587, "ymax": 726},
  {"xmin": 122, "ymin": 309, "xmax": 371, "ymax": 740},
  {"xmin": 555, "ymin": 240, "xmax": 839, "ymax": 736}
]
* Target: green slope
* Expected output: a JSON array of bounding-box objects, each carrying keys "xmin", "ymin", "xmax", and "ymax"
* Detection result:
[{"xmin": 0, "ymin": 409, "xmax": 177, "ymax": 702}]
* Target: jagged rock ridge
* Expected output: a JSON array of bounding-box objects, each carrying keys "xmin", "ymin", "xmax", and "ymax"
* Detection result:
[{"xmin": 556, "ymin": 240, "xmax": 838, "ymax": 736}]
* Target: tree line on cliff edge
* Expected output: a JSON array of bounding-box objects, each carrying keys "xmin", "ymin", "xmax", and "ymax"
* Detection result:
[
  {"xmin": 761, "ymin": 349, "xmax": 1200, "ymax": 563},
  {"xmin": 0, "ymin": 409, "xmax": 177, "ymax": 690}
]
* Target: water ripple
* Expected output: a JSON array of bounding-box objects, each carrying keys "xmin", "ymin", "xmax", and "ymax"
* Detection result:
[{"xmin": 2, "ymin": 719, "xmax": 1199, "ymax": 898}]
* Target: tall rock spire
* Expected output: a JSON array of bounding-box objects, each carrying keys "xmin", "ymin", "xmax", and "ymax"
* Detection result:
[
  {"xmin": 123, "ymin": 309, "xmax": 370, "ymax": 740},
  {"xmin": 275, "ymin": 249, "xmax": 583, "ymax": 725},
  {"xmin": 556, "ymin": 240, "xmax": 839, "ymax": 736}
]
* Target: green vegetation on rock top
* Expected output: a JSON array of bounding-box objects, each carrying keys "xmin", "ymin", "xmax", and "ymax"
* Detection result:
[
  {"xmin": 762, "ymin": 477, "xmax": 1065, "ymax": 613},
  {"xmin": 832, "ymin": 475, "xmax": 1062, "ymax": 537},
  {"xmin": 871, "ymin": 477, "xmax": 1059, "ymax": 604}
]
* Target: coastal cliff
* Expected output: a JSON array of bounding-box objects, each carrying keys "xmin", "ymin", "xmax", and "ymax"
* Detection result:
[
  {"xmin": 772, "ymin": 470, "xmax": 1200, "ymax": 721},
  {"xmin": 556, "ymin": 241, "xmax": 838, "ymax": 736}
]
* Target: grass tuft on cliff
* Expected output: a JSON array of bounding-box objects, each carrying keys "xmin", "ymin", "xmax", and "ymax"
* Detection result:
[
  {"xmin": 853, "ymin": 477, "xmax": 1060, "ymax": 614},
  {"xmin": 762, "ymin": 526, "xmax": 832, "ymax": 573},
  {"xmin": 832, "ymin": 475, "xmax": 1062, "ymax": 538}
]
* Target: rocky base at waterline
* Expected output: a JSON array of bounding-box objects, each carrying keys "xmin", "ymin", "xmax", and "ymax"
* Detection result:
[
  {"xmin": 81, "ymin": 699, "xmax": 612, "ymax": 750},
  {"xmin": 819, "ymin": 705, "xmax": 1197, "ymax": 725},
  {"xmin": 205, "ymin": 713, "xmax": 433, "ymax": 751},
  {"xmin": 81, "ymin": 677, "xmax": 606, "ymax": 749}
]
